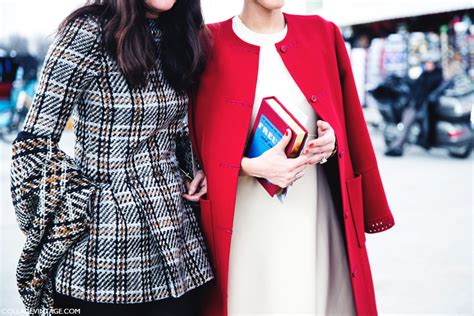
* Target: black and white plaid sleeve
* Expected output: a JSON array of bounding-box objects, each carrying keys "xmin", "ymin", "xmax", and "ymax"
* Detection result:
[{"xmin": 9, "ymin": 15, "xmax": 102, "ymax": 310}]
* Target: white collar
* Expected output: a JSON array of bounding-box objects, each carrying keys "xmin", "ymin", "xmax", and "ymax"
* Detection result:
[{"xmin": 232, "ymin": 15, "xmax": 288, "ymax": 47}]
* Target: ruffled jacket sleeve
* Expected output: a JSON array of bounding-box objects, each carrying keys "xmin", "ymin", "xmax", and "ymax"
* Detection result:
[
  {"xmin": 10, "ymin": 15, "xmax": 102, "ymax": 310},
  {"xmin": 331, "ymin": 22, "xmax": 395, "ymax": 233}
]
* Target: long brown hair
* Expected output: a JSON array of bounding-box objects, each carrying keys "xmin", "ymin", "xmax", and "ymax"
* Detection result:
[{"xmin": 61, "ymin": 0, "xmax": 210, "ymax": 91}]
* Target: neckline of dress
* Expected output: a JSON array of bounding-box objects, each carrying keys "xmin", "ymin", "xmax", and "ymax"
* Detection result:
[{"xmin": 232, "ymin": 15, "xmax": 288, "ymax": 47}]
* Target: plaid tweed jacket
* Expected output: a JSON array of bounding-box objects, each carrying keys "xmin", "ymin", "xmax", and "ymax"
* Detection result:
[{"xmin": 10, "ymin": 14, "xmax": 213, "ymax": 310}]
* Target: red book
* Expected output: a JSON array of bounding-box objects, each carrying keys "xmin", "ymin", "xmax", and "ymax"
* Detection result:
[{"xmin": 246, "ymin": 96, "xmax": 308, "ymax": 197}]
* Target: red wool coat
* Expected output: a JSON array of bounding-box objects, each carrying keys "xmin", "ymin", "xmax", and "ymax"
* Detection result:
[{"xmin": 190, "ymin": 13, "xmax": 395, "ymax": 316}]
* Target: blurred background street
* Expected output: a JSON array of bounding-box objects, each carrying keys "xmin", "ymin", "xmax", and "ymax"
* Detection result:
[
  {"xmin": 2, "ymin": 129, "xmax": 472, "ymax": 315},
  {"xmin": 1, "ymin": 0, "xmax": 473, "ymax": 315}
]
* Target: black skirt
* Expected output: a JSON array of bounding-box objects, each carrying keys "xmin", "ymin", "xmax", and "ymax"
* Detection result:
[{"xmin": 52, "ymin": 287, "xmax": 203, "ymax": 316}]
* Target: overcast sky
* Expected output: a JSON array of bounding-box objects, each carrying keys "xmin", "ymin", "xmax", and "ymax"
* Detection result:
[
  {"xmin": 0, "ymin": 0, "xmax": 472, "ymax": 43},
  {"xmin": 0, "ymin": 0, "xmax": 310, "ymax": 41}
]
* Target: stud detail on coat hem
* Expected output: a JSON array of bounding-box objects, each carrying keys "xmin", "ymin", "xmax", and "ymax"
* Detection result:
[{"xmin": 366, "ymin": 218, "xmax": 395, "ymax": 233}]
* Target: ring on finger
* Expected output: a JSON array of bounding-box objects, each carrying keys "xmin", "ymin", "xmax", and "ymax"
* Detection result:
[
  {"xmin": 295, "ymin": 171, "xmax": 304, "ymax": 180},
  {"xmin": 319, "ymin": 154, "xmax": 328, "ymax": 164}
]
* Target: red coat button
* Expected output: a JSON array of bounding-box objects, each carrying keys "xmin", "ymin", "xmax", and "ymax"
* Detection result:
[
  {"xmin": 310, "ymin": 95, "xmax": 318, "ymax": 103},
  {"xmin": 344, "ymin": 212, "xmax": 349, "ymax": 220},
  {"xmin": 280, "ymin": 45, "xmax": 288, "ymax": 53},
  {"xmin": 338, "ymin": 151, "xmax": 344, "ymax": 159}
]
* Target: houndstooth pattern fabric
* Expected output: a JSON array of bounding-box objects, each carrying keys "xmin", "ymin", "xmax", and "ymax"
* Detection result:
[{"xmin": 10, "ymin": 14, "xmax": 213, "ymax": 311}]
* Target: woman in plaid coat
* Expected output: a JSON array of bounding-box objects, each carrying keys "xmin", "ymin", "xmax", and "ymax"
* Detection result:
[{"xmin": 10, "ymin": 0, "xmax": 213, "ymax": 314}]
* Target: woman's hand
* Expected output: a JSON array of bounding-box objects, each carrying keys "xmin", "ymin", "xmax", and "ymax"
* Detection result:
[
  {"xmin": 302, "ymin": 120, "xmax": 336, "ymax": 165},
  {"xmin": 241, "ymin": 129, "xmax": 309, "ymax": 188},
  {"xmin": 183, "ymin": 170, "xmax": 207, "ymax": 202}
]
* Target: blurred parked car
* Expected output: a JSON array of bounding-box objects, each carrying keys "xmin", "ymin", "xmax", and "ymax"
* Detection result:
[
  {"xmin": 368, "ymin": 74, "xmax": 473, "ymax": 158},
  {"xmin": 0, "ymin": 53, "xmax": 38, "ymax": 143}
]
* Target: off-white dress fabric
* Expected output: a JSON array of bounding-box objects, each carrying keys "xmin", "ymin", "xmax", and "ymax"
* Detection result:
[{"xmin": 227, "ymin": 16, "xmax": 357, "ymax": 316}]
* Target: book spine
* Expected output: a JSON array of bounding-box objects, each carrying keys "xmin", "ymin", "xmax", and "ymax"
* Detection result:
[{"xmin": 257, "ymin": 178, "xmax": 280, "ymax": 196}]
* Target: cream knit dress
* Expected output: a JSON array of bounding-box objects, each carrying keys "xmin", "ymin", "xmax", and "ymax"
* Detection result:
[{"xmin": 227, "ymin": 16, "xmax": 357, "ymax": 316}]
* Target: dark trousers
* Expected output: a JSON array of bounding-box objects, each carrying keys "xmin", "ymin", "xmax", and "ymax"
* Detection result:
[
  {"xmin": 390, "ymin": 67, "xmax": 444, "ymax": 149},
  {"xmin": 53, "ymin": 288, "xmax": 202, "ymax": 316}
]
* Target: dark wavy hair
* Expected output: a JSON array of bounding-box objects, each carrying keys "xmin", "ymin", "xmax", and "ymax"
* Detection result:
[{"xmin": 61, "ymin": 0, "xmax": 210, "ymax": 91}]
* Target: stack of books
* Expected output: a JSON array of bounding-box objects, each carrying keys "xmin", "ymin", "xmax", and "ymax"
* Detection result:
[{"xmin": 246, "ymin": 96, "xmax": 308, "ymax": 198}]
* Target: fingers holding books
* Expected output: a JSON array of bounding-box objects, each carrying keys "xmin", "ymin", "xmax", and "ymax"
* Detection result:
[
  {"xmin": 303, "ymin": 120, "xmax": 336, "ymax": 165},
  {"xmin": 240, "ymin": 129, "xmax": 309, "ymax": 189},
  {"xmin": 316, "ymin": 120, "xmax": 336, "ymax": 146},
  {"xmin": 275, "ymin": 128, "xmax": 293, "ymax": 151},
  {"xmin": 317, "ymin": 119, "xmax": 331, "ymax": 131},
  {"xmin": 289, "ymin": 154, "xmax": 310, "ymax": 170},
  {"xmin": 283, "ymin": 163, "xmax": 307, "ymax": 188},
  {"xmin": 304, "ymin": 143, "xmax": 333, "ymax": 164},
  {"xmin": 183, "ymin": 170, "xmax": 208, "ymax": 202},
  {"xmin": 290, "ymin": 163, "xmax": 306, "ymax": 184},
  {"xmin": 242, "ymin": 155, "xmax": 308, "ymax": 189}
]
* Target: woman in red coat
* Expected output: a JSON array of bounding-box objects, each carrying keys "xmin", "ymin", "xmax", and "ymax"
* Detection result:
[{"xmin": 190, "ymin": 1, "xmax": 395, "ymax": 315}]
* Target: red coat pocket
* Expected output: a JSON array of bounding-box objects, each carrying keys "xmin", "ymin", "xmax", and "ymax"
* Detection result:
[{"xmin": 346, "ymin": 173, "xmax": 366, "ymax": 248}]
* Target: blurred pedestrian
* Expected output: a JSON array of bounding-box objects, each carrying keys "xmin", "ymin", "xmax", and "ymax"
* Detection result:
[
  {"xmin": 385, "ymin": 53, "xmax": 444, "ymax": 156},
  {"xmin": 9, "ymin": 0, "xmax": 213, "ymax": 314}
]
